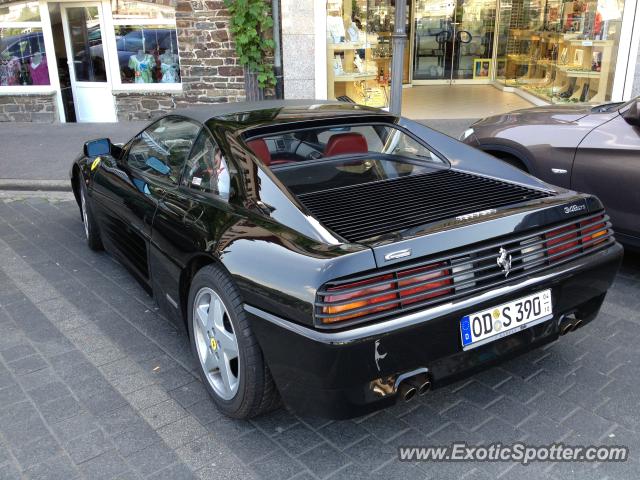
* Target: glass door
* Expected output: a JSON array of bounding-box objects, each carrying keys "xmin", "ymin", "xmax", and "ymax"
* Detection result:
[
  {"xmin": 452, "ymin": 0, "xmax": 496, "ymax": 81},
  {"xmin": 61, "ymin": 3, "xmax": 116, "ymax": 122},
  {"xmin": 412, "ymin": 0, "xmax": 456, "ymax": 80},
  {"xmin": 412, "ymin": 0, "xmax": 496, "ymax": 83}
]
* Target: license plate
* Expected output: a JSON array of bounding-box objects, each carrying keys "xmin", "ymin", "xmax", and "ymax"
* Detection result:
[{"xmin": 460, "ymin": 289, "xmax": 552, "ymax": 350}]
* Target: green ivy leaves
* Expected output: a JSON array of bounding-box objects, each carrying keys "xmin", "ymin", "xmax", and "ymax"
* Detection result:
[{"xmin": 224, "ymin": 0, "xmax": 277, "ymax": 89}]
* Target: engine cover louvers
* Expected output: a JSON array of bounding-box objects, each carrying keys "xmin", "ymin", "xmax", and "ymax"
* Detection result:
[{"xmin": 297, "ymin": 169, "xmax": 554, "ymax": 242}]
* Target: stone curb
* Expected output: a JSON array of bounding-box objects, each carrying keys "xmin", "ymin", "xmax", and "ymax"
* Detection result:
[{"xmin": 0, "ymin": 179, "xmax": 71, "ymax": 192}]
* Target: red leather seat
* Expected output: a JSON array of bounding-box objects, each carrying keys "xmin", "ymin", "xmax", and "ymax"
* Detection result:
[
  {"xmin": 324, "ymin": 133, "xmax": 368, "ymax": 157},
  {"xmin": 247, "ymin": 138, "xmax": 271, "ymax": 166}
]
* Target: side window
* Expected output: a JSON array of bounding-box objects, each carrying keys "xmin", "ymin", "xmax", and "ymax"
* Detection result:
[
  {"xmin": 126, "ymin": 117, "xmax": 200, "ymax": 183},
  {"xmin": 181, "ymin": 130, "xmax": 231, "ymax": 200}
]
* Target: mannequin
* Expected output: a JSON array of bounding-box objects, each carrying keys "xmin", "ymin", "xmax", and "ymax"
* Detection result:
[
  {"xmin": 159, "ymin": 34, "xmax": 180, "ymax": 83},
  {"xmin": 28, "ymin": 53, "xmax": 50, "ymax": 86},
  {"xmin": 0, "ymin": 51, "xmax": 20, "ymax": 86},
  {"xmin": 128, "ymin": 49, "xmax": 153, "ymax": 83},
  {"xmin": 159, "ymin": 52, "xmax": 179, "ymax": 83}
]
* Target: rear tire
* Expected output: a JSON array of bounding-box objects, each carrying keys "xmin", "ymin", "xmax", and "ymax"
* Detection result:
[
  {"xmin": 79, "ymin": 181, "xmax": 103, "ymax": 251},
  {"xmin": 187, "ymin": 264, "xmax": 280, "ymax": 418},
  {"xmin": 491, "ymin": 152, "xmax": 528, "ymax": 172}
]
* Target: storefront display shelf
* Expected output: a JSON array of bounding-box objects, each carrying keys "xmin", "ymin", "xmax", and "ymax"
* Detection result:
[
  {"xmin": 328, "ymin": 43, "xmax": 371, "ymax": 51},
  {"xmin": 334, "ymin": 73, "xmax": 378, "ymax": 81}
]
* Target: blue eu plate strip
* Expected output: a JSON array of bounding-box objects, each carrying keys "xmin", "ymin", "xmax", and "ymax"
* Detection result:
[{"xmin": 460, "ymin": 316, "xmax": 472, "ymax": 346}]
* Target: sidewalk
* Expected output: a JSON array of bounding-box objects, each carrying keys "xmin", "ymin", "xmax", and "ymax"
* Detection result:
[
  {"xmin": 0, "ymin": 122, "xmax": 146, "ymax": 182},
  {"xmin": 0, "ymin": 118, "xmax": 475, "ymax": 183}
]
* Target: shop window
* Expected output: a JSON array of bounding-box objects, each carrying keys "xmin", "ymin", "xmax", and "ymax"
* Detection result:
[
  {"xmin": 496, "ymin": 0, "xmax": 625, "ymax": 103},
  {"xmin": 0, "ymin": 1, "xmax": 49, "ymax": 86},
  {"xmin": 111, "ymin": 0, "xmax": 180, "ymax": 85},
  {"xmin": 327, "ymin": 0, "xmax": 393, "ymax": 108}
]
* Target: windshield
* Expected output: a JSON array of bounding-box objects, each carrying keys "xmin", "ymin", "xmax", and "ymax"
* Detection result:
[
  {"xmin": 245, "ymin": 123, "xmax": 445, "ymax": 166},
  {"xmin": 244, "ymin": 123, "xmax": 448, "ymax": 196}
]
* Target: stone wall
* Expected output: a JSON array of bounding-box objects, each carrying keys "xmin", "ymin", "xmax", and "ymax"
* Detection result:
[
  {"xmin": 114, "ymin": 92, "xmax": 178, "ymax": 121},
  {"xmin": 174, "ymin": 0, "xmax": 245, "ymax": 105},
  {"xmin": 0, "ymin": 93, "xmax": 57, "ymax": 123}
]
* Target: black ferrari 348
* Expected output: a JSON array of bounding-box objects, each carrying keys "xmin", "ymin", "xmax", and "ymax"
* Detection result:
[{"xmin": 71, "ymin": 100, "xmax": 622, "ymax": 419}]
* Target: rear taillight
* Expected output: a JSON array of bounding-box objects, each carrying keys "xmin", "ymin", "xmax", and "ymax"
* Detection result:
[
  {"xmin": 580, "ymin": 215, "xmax": 608, "ymax": 247},
  {"xmin": 320, "ymin": 262, "xmax": 453, "ymax": 324},
  {"xmin": 545, "ymin": 225, "xmax": 579, "ymax": 260},
  {"xmin": 321, "ymin": 274, "xmax": 398, "ymax": 324},
  {"xmin": 397, "ymin": 263, "xmax": 452, "ymax": 305},
  {"xmin": 545, "ymin": 214, "xmax": 609, "ymax": 263}
]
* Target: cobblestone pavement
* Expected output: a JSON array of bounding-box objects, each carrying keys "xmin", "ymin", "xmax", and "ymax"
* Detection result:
[{"xmin": 0, "ymin": 196, "xmax": 639, "ymax": 480}]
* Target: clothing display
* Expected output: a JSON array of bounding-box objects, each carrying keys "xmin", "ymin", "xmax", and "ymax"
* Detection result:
[
  {"xmin": 28, "ymin": 54, "xmax": 49, "ymax": 86},
  {"xmin": 0, "ymin": 55, "xmax": 20, "ymax": 86},
  {"xmin": 128, "ymin": 53, "xmax": 154, "ymax": 84},
  {"xmin": 159, "ymin": 53, "xmax": 180, "ymax": 83}
]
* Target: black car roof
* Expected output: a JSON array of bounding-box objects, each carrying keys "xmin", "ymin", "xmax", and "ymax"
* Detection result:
[{"xmin": 173, "ymin": 100, "xmax": 394, "ymax": 127}]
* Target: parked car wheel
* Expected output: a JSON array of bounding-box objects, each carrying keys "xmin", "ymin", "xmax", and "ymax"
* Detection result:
[
  {"xmin": 80, "ymin": 181, "xmax": 103, "ymax": 251},
  {"xmin": 187, "ymin": 264, "xmax": 280, "ymax": 418},
  {"xmin": 491, "ymin": 152, "xmax": 528, "ymax": 172}
]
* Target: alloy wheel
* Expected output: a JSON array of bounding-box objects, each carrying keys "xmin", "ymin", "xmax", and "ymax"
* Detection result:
[
  {"xmin": 193, "ymin": 287, "xmax": 240, "ymax": 400},
  {"xmin": 80, "ymin": 188, "xmax": 89, "ymax": 239}
]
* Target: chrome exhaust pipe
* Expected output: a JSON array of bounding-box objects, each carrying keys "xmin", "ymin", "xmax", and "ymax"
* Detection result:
[
  {"xmin": 398, "ymin": 382, "xmax": 417, "ymax": 402},
  {"xmin": 573, "ymin": 319, "xmax": 583, "ymax": 330},
  {"xmin": 407, "ymin": 373, "xmax": 432, "ymax": 396},
  {"xmin": 560, "ymin": 322, "xmax": 573, "ymax": 335}
]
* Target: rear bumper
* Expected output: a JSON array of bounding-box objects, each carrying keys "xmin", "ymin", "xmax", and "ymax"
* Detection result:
[{"xmin": 247, "ymin": 242, "xmax": 622, "ymax": 419}]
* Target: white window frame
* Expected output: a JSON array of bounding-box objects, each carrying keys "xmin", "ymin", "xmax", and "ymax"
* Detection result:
[
  {"xmin": 614, "ymin": 0, "xmax": 640, "ymax": 100},
  {"xmin": 103, "ymin": 1, "xmax": 182, "ymax": 92},
  {"xmin": 0, "ymin": 0, "xmax": 57, "ymax": 94}
]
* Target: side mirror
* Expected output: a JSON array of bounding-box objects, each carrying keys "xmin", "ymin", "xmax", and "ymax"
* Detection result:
[
  {"xmin": 84, "ymin": 138, "xmax": 112, "ymax": 157},
  {"xmin": 622, "ymin": 100, "xmax": 640, "ymax": 127}
]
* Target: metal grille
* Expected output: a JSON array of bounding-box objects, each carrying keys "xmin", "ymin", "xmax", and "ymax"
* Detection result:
[
  {"xmin": 297, "ymin": 169, "xmax": 554, "ymax": 242},
  {"xmin": 315, "ymin": 212, "xmax": 614, "ymax": 328}
]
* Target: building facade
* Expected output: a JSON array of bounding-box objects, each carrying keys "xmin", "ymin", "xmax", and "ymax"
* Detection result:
[
  {"xmin": 280, "ymin": 0, "xmax": 640, "ymax": 109},
  {"xmin": 3, "ymin": 0, "xmax": 638, "ymax": 123},
  {"xmin": 0, "ymin": 0, "xmax": 244, "ymax": 122}
]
